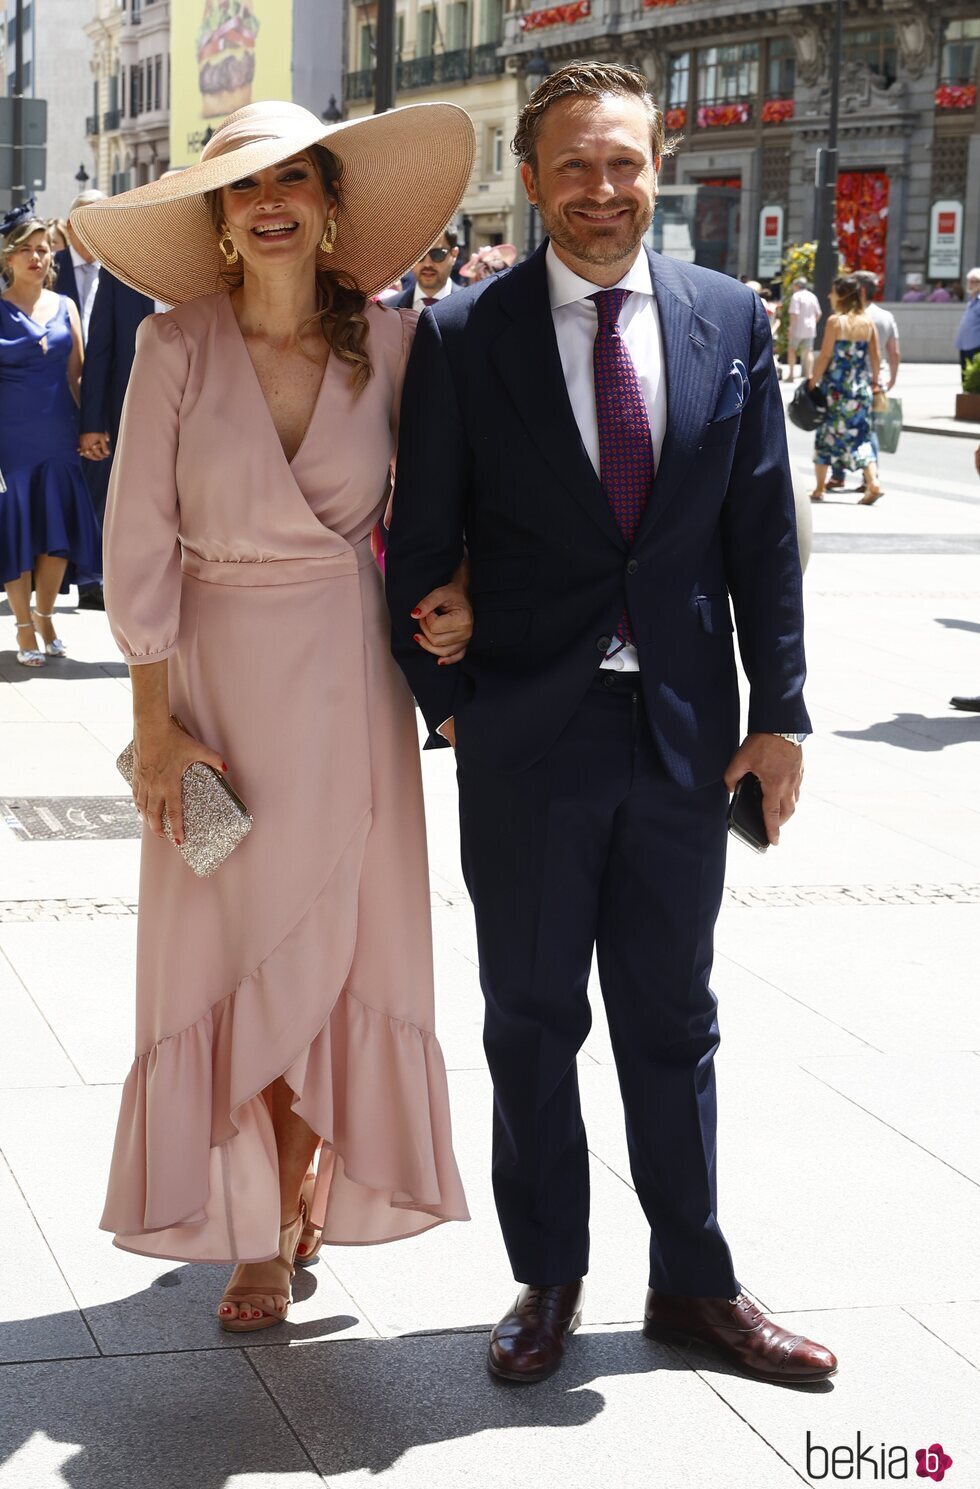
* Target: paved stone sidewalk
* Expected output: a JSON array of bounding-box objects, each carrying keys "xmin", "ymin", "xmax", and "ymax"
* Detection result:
[{"xmin": 1, "ymin": 439, "xmax": 979, "ymax": 1487}]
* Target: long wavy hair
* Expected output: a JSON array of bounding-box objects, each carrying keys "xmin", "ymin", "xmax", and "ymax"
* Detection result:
[{"xmin": 206, "ymin": 144, "xmax": 371, "ymax": 395}]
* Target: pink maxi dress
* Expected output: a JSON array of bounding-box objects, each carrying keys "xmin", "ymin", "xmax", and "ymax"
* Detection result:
[{"xmin": 100, "ymin": 292, "xmax": 468, "ymax": 1262}]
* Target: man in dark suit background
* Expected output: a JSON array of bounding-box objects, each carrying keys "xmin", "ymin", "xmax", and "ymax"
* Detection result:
[
  {"xmin": 54, "ymin": 189, "xmax": 109, "ymax": 606},
  {"xmin": 387, "ymin": 62, "xmax": 837, "ymax": 1387},
  {"xmin": 390, "ymin": 227, "xmax": 460, "ymax": 310},
  {"xmin": 78, "ymin": 269, "xmax": 155, "ymax": 471}
]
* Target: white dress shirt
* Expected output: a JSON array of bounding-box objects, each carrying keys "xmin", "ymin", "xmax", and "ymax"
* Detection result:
[
  {"xmin": 413, "ymin": 277, "xmax": 454, "ymax": 311},
  {"xmin": 546, "ymin": 242, "xmax": 666, "ymax": 671},
  {"xmin": 70, "ymin": 246, "xmax": 101, "ymax": 343}
]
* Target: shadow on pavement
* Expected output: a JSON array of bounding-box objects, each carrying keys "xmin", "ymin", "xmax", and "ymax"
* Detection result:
[
  {"xmin": 834, "ymin": 713, "xmax": 980, "ymax": 751},
  {"xmin": 0, "ymin": 1270, "xmax": 834, "ymax": 1486},
  {"xmin": 0, "ymin": 653, "xmax": 128, "ymax": 681},
  {"xmin": 935, "ymin": 617, "xmax": 980, "ymax": 634}
]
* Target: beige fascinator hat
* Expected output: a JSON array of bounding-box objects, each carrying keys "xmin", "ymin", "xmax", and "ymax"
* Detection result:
[{"xmin": 72, "ymin": 99, "xmax": 476, "ymax": 305}]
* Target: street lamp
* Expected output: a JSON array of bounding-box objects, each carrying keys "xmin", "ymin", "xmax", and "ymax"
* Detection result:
[
  {"xmin": 812, "ymin": 0, "xmax": 844, "ymax": 337},
  {"xmin": 523, "ymin": 48, "xmax": 549, "ymax": 258},
  {"xmin": 374, "ymin": 0, "xmax": 397, "ymax": 114},
  {"xmin": 322, "ymin": 95, "xmax": 342, "ymax": 124},
  {"xmin": 75, "ymin": 163, "xmax": 90, "ymax": 187}
]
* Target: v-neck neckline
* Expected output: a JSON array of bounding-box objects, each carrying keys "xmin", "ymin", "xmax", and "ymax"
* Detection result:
[
  {"xmin": 221, "ymin": 291, "xmax": 331, "ymax": 471},
  {"xmin": 3, "ymin": 294, "xmax": 62, "ymax": 333}
]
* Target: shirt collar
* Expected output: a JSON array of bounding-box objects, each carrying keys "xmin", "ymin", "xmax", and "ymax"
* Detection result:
[
  {"xmin": 546, "ymin": 241, "xmax": 652, "ymax": 310},
  {"xmin": 70, "ymin": 246, "xmax": 98, "ymax": 272},
  {"xmin": 414, "ymin": 278, "xmax": 453, "ymax": 305}
]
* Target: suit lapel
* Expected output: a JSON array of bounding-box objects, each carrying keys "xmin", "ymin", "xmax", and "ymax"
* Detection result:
[
  {"xmin": 637, "ymin": 249, "xmax": 724, "ymax": 542},
  {"xmin": 489, "ymin": 245, "xmax": 626, "ymax": 552}
]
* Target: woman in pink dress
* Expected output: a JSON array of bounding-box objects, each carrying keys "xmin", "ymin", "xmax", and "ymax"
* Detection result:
[{"xmin": 75, "ymin": 101, "xmax": 476, "ymax": 1331}]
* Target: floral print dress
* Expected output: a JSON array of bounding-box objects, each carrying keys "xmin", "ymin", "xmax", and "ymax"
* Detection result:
[{"xmin": 814, "ymin": 338, "xmax": 875, "ymax": 471}]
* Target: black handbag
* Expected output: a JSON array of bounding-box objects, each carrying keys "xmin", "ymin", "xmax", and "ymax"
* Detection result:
[{"xmin": 788, "ymin": 380, "xmax": 826, "ymax": 432}]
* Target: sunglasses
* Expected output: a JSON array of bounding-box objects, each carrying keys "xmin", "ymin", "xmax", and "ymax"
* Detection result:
[{"xmin": 420, "ymin": 247, "xmax": 452, "ymax": 263}]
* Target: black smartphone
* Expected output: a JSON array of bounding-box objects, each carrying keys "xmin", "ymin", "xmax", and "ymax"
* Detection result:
[{"xmin": 727, "ymin": 772, "xmax": 769, "ymax": 854}]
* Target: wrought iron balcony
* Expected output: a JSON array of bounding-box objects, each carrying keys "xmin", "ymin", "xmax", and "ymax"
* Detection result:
[
  {"xmin": 86, "ymin": 114, "xmax": 100, "ymax": 136},
  {"xmin": 103, "ymin": 108, "xmax": 122, "ymax": 131},
  {"xmin": 472, "ymin": 41, "xmax": 504, "ymax": 77},
  {"xmin": 345, "ymin": 68, "xmax": 375, "ymax": 102}
]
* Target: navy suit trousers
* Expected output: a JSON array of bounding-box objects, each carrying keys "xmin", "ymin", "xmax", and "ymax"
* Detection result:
[{"xmin": 457, "ymin": 671, "xmax": 740, "ymax": 1296}]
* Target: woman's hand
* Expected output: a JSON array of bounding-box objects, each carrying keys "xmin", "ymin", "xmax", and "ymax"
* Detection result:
[
  {"xmin": 79, "ymin": 432, "xmax": 110, "ymax": 461},
  {"xmin": 131, "ymin": 716, "xmax": 226, "ymax": 846},
  {"xmin": 411, "ymin": 560, "xmax": 473, "ymax": 666}
]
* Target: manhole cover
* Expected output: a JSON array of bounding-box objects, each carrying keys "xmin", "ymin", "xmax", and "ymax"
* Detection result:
[{"xmin": 1, "ymin": 797, "xmax": 141, "ymax": 842}]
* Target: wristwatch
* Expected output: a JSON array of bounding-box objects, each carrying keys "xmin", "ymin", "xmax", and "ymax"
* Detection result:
[{"xmin": 772, "ymin": 732, "xmax": 809, "ymax": 745}]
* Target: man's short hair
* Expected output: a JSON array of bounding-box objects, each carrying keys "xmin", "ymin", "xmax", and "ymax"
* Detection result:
[
  {"xmin": 512, "ymin": 60, "xmax": 676, "ymax": 172},
  {"xmin": 853, "ymin": 270, "xmax": 879, "ymax": 299},
  {"xmin": 793, "ymin": 277, "xmax": 809, "ymax": 289},
  {"xmin": 67, "ymin": 188, "xmax": 106, "ymax": 218},
  {"xmin": 442, "ymin": 226, "xmax": 458, "ymax": 251}
]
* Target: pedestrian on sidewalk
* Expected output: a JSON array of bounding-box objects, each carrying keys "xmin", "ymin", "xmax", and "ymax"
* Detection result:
[
  {"xmin": 74, "ymin": 100, "xmax": 477, "ymax": 1332},
  {"xmin": 389, "ymin": 227, "xmax": 461, "ymax": 309},
  {"xmin": 784, "ymin": 276, "xmax": 819, "ymax": 383},
  {"xmin": 809, "ymin": 275, "xmax": 883, "ymax": 505},
  {"xmin": 954, "ymin": 268, "xmax": 980, "ymax": 385},
  {"xmin": 826, "ymin": 270, "xmax": 899, "ymax": 494},
  {"xmin": 1, "ymin": 200, "xmax": 101, "ymax": 666},
  {"xmin": 387, "ymin": 61, "xmax": 837, "ymax": 1389}
]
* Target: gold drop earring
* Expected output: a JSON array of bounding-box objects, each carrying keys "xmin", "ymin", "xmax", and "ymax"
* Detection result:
[
  {"xmin": 320, "ymin": 219, "xmax": 338, "ymax": 254},
  {"xmin": 218, "ymin": 230, "xmax": 239, "ymax": 265}
]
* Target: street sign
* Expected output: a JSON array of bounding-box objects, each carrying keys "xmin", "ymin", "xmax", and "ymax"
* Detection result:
[
  {"xmin": 0, "ymin": 96, "xmax": 48, "ymax": 194},
  {"xmin": 758, "ymin": 204, "xmax": 784, "ymax": 279},
  {"xmin": 928, "ymin": 199, "xmax": 963, "ymax": 280}
]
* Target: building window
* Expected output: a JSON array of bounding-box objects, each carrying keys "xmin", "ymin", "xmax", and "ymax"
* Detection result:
[
  {"xmin": 145, "ymin": 59, "xmax": 152, "ymax": 111},
  {"xmin": 130, "ymin": 65, "xmax": 139, "ymax": 116},
  {"xmin": 667, "ymin": 52, "xmax": 689, "ymax": 107},
  {"xmin": 417, "ymin": 9, "xmax": 436, "ymax": 58},
  {"xmin": 767, "ymin": 37, "xmax": 795, "ymax": 97},
  {"xmin": 154, "ymin": 55, "xmax": 162, "ymax": 110},
  {"xmin": 486, "ymin": 124, "xmax": 504, "ymax": 175},
  {"xmin": 696, "ymin": 43, "xmax": 759, "ymax": 105},
  {"xmin": 481, "ymin": 0, "xmax": 503, "ymax": 45},
  {"xmin": 843, "ymin": 26, "xmax": 897, "ymax": 85},
  {"xmin": 358, "ymin": 23, "xmax": 372, "ymax": 70},
  {"xmin": 942, "ymin": 19, "xmax": 980, "ymax": 83},
  {"xmin": 446, "ymin": 1, "xmax": 469, "ymax": 52}
]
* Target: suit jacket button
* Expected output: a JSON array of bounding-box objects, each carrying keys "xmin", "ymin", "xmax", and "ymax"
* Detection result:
[
  {"xmin": 626, "ymin": 559, "xmax": 639, "ymax": 575},
  {"xmin": 597, "ymin": 635, "xmax": 611, "ymax": 653}
]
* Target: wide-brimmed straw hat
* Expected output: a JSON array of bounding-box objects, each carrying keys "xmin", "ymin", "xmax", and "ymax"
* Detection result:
[{"xmin": 72, "ymin": 100, "xmax": 476, "ymax": 305}]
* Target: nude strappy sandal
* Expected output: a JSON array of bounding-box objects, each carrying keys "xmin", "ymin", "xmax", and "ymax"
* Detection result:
[
  {"xmin": 295, "ymin": 1168, "xmax": 324, "ymax": 1267},
  {"xmin": 216, "ymin": 1201, "xmax": 307, "ymax": 1332}
]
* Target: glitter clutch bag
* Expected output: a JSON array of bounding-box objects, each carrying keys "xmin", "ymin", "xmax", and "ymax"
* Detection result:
[{"xmin": 116, "ymin": 718, "xmax": 252, "ymax": 878}]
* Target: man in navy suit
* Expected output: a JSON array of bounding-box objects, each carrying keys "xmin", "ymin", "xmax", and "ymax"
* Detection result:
[
  {"xmin": 78, "ymin": 269, "xmax": 155, "ymax": 468},
  {"xmin": 387, "ymin": 61, "xmax": 836, "ymax": 1387},
  {"xmin": 54, "ymin": 190, "xmax": 110, "ymax": 606},
  {"xmin": 390, "ymin": 227, "xmax": 460, "ymax": 310}
]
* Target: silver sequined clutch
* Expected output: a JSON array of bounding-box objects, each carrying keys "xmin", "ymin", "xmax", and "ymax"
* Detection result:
[{"xmin": 116, "ymin": 718, "xmax": 252, "ymax": 878}]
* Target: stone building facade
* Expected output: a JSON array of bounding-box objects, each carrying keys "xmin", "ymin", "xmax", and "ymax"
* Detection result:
[
  {"xmin": 498, "ymin": 0, "xmax": 980, "ymax": 295},
  {"xmin": 84, "ymin": 0, "xmax": 171, "ymax": 197},
  {"xmin": 344, "ymin": 0, "xmax": 524, "ymax": 250},
  {"xmin": 2, "ymin": 0, "xmax": 97, "ymax": 216}
]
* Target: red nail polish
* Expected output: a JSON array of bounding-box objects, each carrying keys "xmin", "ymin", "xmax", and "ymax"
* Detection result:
[
  {"xmin": 410, "ymin": 608, "xmax": 422, "ymax": 618},
  {"xmin": 222, "ymin": 762, "xmax": 228, "ymax": 772},
  {"xmin": 413, "ymin": 633, "xmax": 423, "ymax": 643}
]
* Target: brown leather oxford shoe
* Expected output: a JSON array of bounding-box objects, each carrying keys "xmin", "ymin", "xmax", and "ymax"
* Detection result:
[
  {"xmin": 488, "ymin": 1281, "xmax": 584, "ymax": 1383},
  {"xmin": 643, "ymin": 1290, "xmax": 838, "ymax": 1383}
]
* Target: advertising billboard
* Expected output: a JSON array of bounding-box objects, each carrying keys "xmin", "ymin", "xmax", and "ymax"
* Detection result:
[{"xmin": 169, "ymin": 0, "xmax": 294, "ymax": 167}]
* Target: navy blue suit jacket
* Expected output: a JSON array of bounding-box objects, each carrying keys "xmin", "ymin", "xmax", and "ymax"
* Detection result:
[
  {"xmin": 386, "ymin": 242, "xmax": 809, "ymax": 788},
  {"xmin": 53, "ymin": 248, "xmax": 79, "ymax": 306},
  {"xmin": 79, "ymin": 270, "xmax": 155, "ymax": 443}
]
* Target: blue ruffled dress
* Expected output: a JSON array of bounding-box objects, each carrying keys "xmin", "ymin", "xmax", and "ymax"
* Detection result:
[{"xmin": 0, "ymin": 295, "xmax": 101, "ymax": 586}]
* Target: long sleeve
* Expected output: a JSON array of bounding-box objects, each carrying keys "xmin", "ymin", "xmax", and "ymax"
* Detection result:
[{"xmin": 103, "ymin": 312, "xmax": 187, "ymax": 665}]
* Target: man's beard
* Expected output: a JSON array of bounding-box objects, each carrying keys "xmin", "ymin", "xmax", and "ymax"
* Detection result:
[{"xmin": 536, "ymin": 195, "xmax": 654, "ymax": 265}]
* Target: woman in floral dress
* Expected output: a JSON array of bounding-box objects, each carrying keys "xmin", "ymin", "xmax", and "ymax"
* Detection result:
[{"xmin": 808, "ymin": 275, "xmax": 883, "ymax": 505}]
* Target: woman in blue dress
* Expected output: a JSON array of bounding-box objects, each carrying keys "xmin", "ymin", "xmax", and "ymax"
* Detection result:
[
  {"xmin": 808, "ymin": 274, "xmax": 884, "ymax": 506},
  {"xmin": 1, "ymin": 202, "xmax": 101, "ymax": 666}
]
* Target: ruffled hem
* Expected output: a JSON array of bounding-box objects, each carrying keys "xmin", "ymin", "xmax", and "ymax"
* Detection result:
[
  {"xmin": 100, "ymin": 834, "xmax": 469, "ymax": 1262},
  {"xmin": 0, "ymin": 457, "xmax": 102, "ymax": 586}
]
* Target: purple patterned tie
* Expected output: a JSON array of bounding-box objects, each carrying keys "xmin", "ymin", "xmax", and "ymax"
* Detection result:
[{"xmin": 591, "ymin": 288, "xmax": 654, "ymax": 645}]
